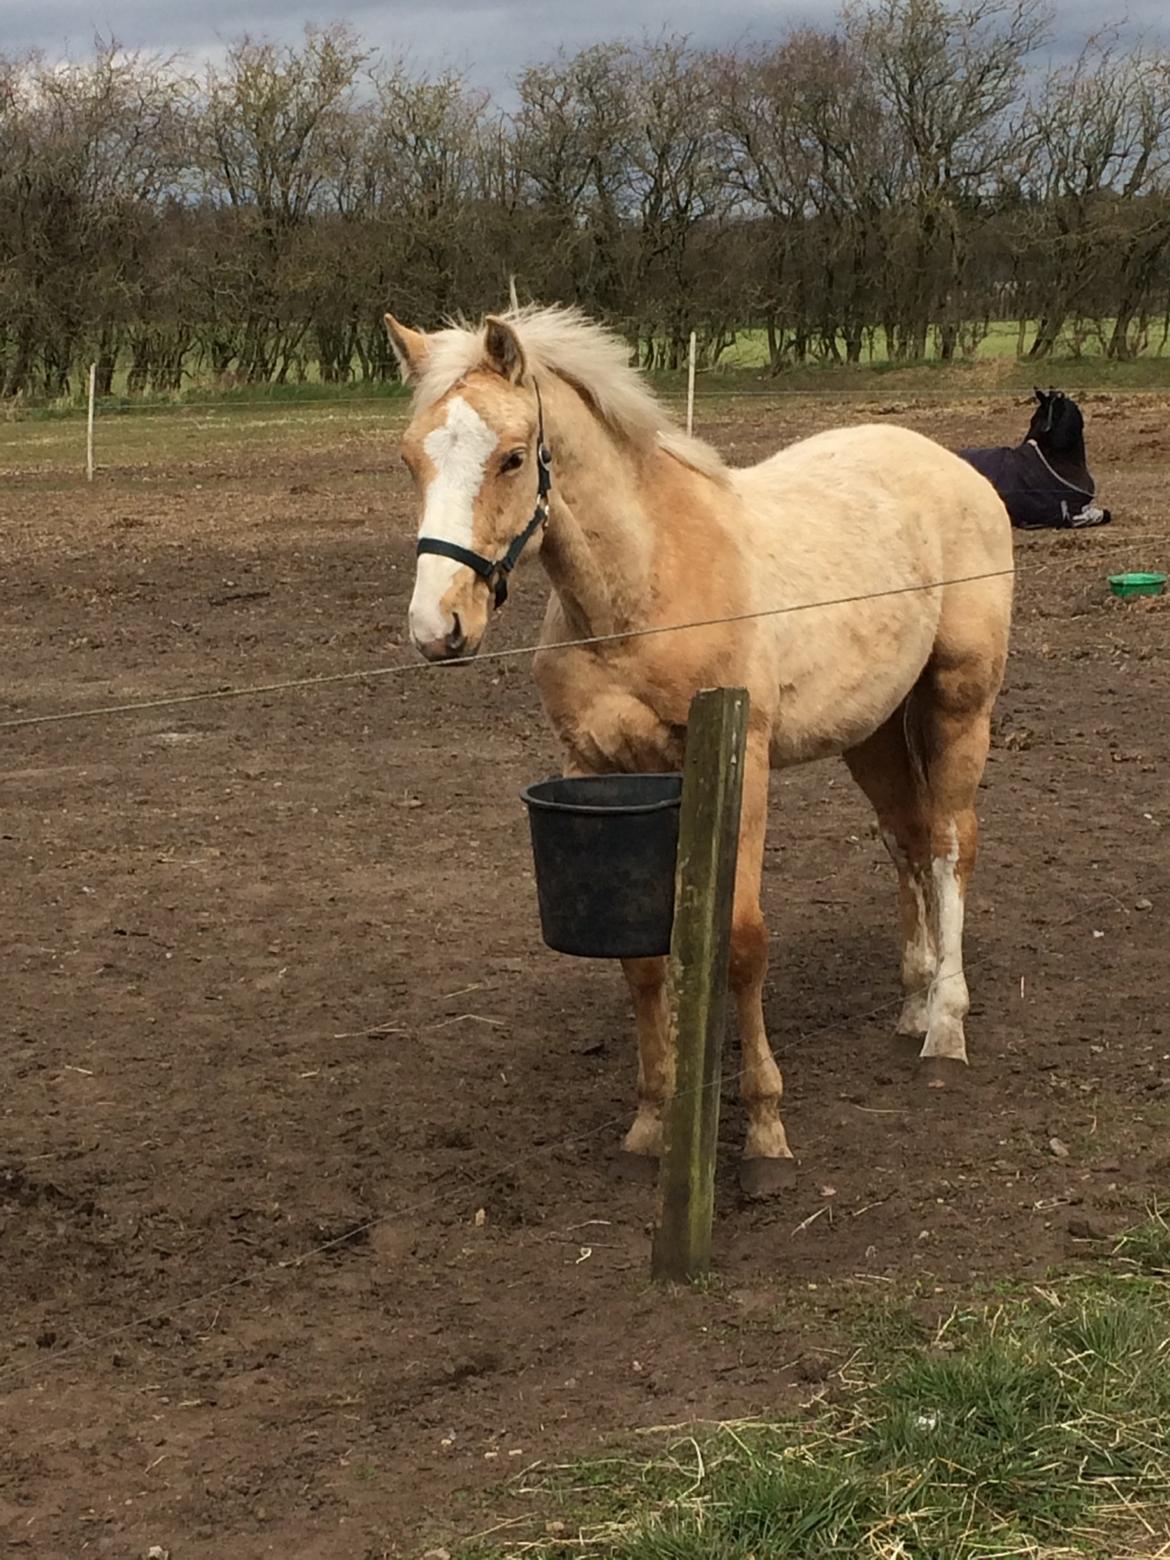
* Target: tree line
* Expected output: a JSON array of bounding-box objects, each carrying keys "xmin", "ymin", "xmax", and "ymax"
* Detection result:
[{"xmin": 3, "ymin": 0, "xmax": 1170, "ymax": 400}]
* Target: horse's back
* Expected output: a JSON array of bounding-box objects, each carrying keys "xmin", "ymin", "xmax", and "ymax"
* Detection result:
[
  {"xmin": 728, "ymin": 423, "xmax": 1012, "ymax": 759},
  {"xmin": 734, "ymin": 421, "xmax": 1012, "ymax": 599}
]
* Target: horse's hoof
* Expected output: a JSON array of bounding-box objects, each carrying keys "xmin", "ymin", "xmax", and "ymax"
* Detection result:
[
  {"xmin": 611, "ymin": 1150, "xmax": 658, "ymax": 1185},
  {"xmin": 917, "ymin": 1056, "xmax": 968, "ymax": 1090},
  {"xmin": 893, "ymin": 1034, "xmax": 924, "ymax": 1063},
  {"xmin": 739, "ymin": 1156, "xmax": 798, "ymax": 1200}
]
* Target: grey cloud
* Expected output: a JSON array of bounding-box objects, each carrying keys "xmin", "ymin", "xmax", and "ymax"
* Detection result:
[{"xmin": 3, "ymin": 0, "xmax": 1166, "ymax": 96}]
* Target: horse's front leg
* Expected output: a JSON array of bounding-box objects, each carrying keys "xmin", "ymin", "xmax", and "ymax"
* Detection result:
[
  {"xmin": 619, "ymin": 955, "xmax": 673, "ymax": 1166},
  {"xmin": 557, "ymin": 739, "xmax": 675, "ymax": 1174},
  {"xmin": 617, "ymin": 734, "xmax": 793, "ymax": 1194},
  {"xmin": 734, "ymin": 734, "xmax": 795, "ymax": 1198}
]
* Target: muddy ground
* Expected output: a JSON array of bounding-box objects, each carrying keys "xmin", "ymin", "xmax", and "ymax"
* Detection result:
[{"xmin": 0, "ymin": 388, "xmax": 1167, "ymax": 1558}]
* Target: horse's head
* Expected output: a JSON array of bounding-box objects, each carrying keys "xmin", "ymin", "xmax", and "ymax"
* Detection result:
[
  {"xmin": 1028, "ymin": 388, "xmax": 1084, "ymax": 455},
  {"xmin": 386, "ymin": 313, "xmax": 549, "ymax": 663}
]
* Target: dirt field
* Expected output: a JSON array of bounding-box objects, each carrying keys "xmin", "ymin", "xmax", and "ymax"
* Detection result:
[{"xmin": 1, "ymin": 387, "xmax": 1168, "ymax": 1559}]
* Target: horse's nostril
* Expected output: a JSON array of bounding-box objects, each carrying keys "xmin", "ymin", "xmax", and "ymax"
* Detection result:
[{"xmin": 446, "ymin": 613, "xmax": 466, "ymax": 653}]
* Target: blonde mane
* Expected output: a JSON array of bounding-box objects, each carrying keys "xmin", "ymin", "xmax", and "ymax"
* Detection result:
[{"xmin": 413, "ymin": 304, "xmax": 728, "ymax": 485}]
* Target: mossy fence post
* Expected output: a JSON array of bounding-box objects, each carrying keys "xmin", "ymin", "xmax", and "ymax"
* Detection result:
[{"xmin": 651, "ymin": 686, "xmax": 748, "ymax": 1284}]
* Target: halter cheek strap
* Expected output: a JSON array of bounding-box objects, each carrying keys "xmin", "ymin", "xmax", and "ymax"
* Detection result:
[{"xmin": 416, "ymin": 384, "xmax": 552, "ymax": 611}]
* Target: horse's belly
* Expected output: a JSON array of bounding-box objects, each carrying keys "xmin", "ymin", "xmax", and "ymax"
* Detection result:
[
  {"xmin": 767, "ymin": 608, "xmax": 935, "ymax": 765},
  {"xmin": 769, "ymin": 692, "xmax": 904, "ymax": 765}
]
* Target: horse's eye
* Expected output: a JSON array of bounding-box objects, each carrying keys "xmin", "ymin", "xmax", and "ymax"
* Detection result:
[{"xmin": 500, "ymin": 450, "xmax": 525, "ymax": 474}]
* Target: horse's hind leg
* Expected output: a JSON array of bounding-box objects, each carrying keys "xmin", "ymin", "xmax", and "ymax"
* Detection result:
[
  {"xmin": 915, "ymin": 653, "xmax": 999, "ymax": 1068},
  {"xmin": 733, "ymin": 735, "xmax": 793, "ymax": 1196},
  {"xmin": 844, "ymin": 709, "xmax": 936, "ymax": 1040}
]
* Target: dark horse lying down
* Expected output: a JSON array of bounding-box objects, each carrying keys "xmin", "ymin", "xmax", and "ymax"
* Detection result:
[{"xmin": 958, "ymin": 389, "xmax": 1111, "ymax": 530}]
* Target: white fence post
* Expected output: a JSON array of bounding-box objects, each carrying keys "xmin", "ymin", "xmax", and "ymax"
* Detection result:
[
  {"xmin": 86, "ymin": 362, "xmax": 96, "ymax": 482},
  {"xmin": 686, "ymin": 331, "xmax": 697, "ymax": 437}
]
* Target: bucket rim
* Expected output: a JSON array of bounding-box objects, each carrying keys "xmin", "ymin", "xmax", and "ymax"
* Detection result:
[{"xmin": 521, "ymin": 772, "xmax": 683, "ymax": 817}]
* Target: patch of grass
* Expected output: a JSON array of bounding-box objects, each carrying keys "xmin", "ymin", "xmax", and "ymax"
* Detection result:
[
  {"xmin": 0, "ymin": 396, "xmax": 410, "ymax": 475},
  {"xmin": 469, "ymin": 1217, "xmax": 1170, "ymax": 1559},
  {"xmin": 714, "ymin": 319, "xmax": 1170, "ymax": 373},
  {"xmin": 1115, "ymin": 1206, "xmax": 1170, "ymax": 1277},
  {"xmin": 717, "ymin": 320, "xmax": 1025, "ymax": 370},
  {"xmin": 850, "ymin": 1298, "xmax": 934, "ymax": 1356},
  {"xmin": 654, "ymin": 352, "xmax": 1170, "ymax": 397},
  {"xmin": 7, "ymin": 375, "xmax": 411, "ymax": 422}
]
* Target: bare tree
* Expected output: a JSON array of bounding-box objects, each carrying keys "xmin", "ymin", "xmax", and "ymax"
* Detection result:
[
  {"xmin": 4, "ymin": 11, "xmax": 1170, "ymax": 400},
  {"xmin": 625, "ymin": 38, "xmax": 726, "ymax": 367},
  {"xmin": 197, "ymin": 25, "xmax": 367, "ymax": 380},
  {"xmin": 847, "ymin": 0, "xmax": 1046, "ymax": 358},
  {"xmin": 1022, "ymin": 37, "xmax": 1170, "ymax": 358},
  {"xmin": 0, "ymin": 42, "xmax": 190, "ymax": 395},
  {"xmin": 512, "ymin": 44, "xmax": 636, "ymax": 316}
]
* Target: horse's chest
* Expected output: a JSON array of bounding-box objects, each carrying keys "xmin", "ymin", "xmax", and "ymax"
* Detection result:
[
  {"xmin": 535, "ymin": 654, "xmax": 684, "ymax": 775},
  {"xmin": 573, "ymin": 707, "xmax": 684, "ymax": 773}
]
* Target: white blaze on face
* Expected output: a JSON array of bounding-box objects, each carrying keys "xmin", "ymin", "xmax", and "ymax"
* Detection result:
[{"xmin": 408, "ymin": 396, "xmax": 497, "ymax": 646}]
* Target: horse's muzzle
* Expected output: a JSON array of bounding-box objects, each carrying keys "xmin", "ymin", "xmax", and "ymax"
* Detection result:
[{"xmin": 412, "ymin": 614, "xmax": 477, "ymax": 663}]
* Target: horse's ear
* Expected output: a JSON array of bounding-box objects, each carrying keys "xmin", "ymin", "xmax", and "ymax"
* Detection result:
[
  {"xmin": 384, "ymin": 315, "xmax": 429, "ymax": 384},
  {"xmin": 1033, "ymin": 387, "xmax": 1047, "ymax": 403},
  {"xmin": 483, "ymin": 316, "xmax": 526, "ymax": 384}
]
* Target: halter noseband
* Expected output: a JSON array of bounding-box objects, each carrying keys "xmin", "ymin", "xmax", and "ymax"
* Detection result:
[{"xmin": 415, "ymin": 383, "xmax": 552, "ymax": 611}]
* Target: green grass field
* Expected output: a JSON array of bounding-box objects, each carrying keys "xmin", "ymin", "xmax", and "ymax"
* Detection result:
[
  {"xmin": 467, "ymin": 1214, "xmax": 1170, "ymax": 1559},
  {"xmin": 5, "ymin": 342, "xmax": 1170, "ymax": 479},
  {"xmin": 0, "ymin": 397, "xmax": 410, "ymax": 474},
  {"xmin": 719, "ymin": 319, "xmax": 1024, "ymax": 368},
  {"xmin": 8, "ymin": 320, "xmax": 1170, "ymax": 426},
  {"xmin": 718, "ymin": 318, "xmax": 1170, "ymax": 370}
]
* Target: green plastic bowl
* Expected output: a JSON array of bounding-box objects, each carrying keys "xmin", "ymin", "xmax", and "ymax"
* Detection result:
[{"xmin": 1109, "ymin": 571, "xmax": 1166, "ymax": 600}]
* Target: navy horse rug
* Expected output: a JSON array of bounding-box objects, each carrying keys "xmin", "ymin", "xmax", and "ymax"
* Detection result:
[{"xmin": 957, "ymin": 390, "xmax": 1111, "ymax": 531}]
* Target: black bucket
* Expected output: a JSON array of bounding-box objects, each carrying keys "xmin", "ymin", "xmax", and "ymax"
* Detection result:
[{"xmin": 521, "ymin": 773, "xmax": 683, "ymax": 958}]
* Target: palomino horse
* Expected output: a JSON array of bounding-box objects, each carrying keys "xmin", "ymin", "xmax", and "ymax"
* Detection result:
[{"xmin": 386, "ymin": 305, "xmax": 1013, "ymax": 1196}]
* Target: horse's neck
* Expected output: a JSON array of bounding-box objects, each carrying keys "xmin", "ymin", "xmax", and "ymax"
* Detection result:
[
  {"xmin": 540, "ymin": 498, "xmax": 621, "ymax": 638},
  {"xmin": 1031, "ymin": 435, "xmax": 1090, "ymax": 485},
  {"xmin": 539, "ymin": 384, "xmax": 656, "ymax": 637}
]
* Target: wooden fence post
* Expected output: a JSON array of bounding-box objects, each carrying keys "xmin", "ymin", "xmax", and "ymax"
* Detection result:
[{"xmin": 651, "ymin": 687, "xmax": 749, "ymax": 1284}]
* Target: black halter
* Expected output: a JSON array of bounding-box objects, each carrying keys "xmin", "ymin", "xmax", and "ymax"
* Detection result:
[{"xmin": 416, "ymin": 383, "xmax": 552, "ymax": 611}]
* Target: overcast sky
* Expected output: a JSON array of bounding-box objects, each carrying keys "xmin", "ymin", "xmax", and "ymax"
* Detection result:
[{"xmin": 2, "ymin": 0, "xmax": 1165, "ymax": 98}]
